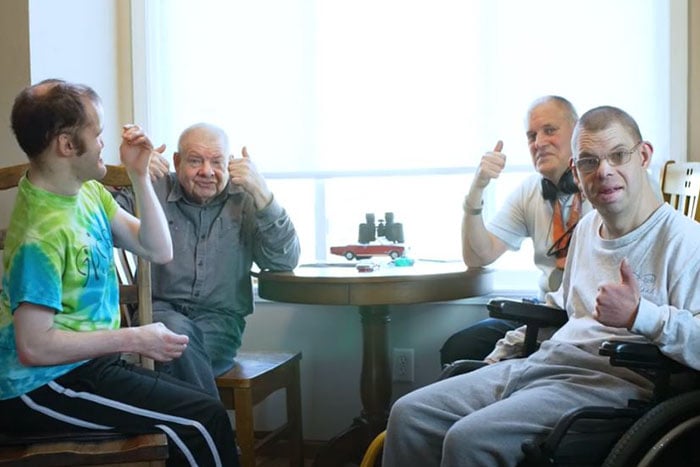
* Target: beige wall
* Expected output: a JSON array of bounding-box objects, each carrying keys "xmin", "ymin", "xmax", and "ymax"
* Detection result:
[
  {"xmin": 690, "ymin": 0, "xmax": 700, "ymax": 161},
  {"xmin": 0, "ymin": 1, "xmax": 30, "ymax": 226},
  {"xmin": 0, "ymin": 1, "xmax": 29, "ymax": 166}
]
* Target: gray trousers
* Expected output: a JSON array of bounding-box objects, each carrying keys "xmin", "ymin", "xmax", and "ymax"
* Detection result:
[
  {"xmin": 383, "ymin": 340, "xmax": 653, "ymax": 467},
  {"xmin": 147, "ymin": 303, "xmax": 246, "ymax": 398}
]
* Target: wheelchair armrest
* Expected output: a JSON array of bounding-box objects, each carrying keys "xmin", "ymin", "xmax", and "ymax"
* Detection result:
[
  {"xmin": 599, "ymin": 340, "xmax": 698, "ymax": 402},
  {"xmin": 487, "ymin": 299, "xmax": 568, "ymax": 356},
  {"xmin": 487, "ymin": 299, "xmax": 568, "ymax": 327},
  {"xmin": 599, "ymin": 341, "xmax": 686, "ymax": 372},
  {"xmin": 438, "ymin": 359, "xmax": 488, "ymax": 381}
]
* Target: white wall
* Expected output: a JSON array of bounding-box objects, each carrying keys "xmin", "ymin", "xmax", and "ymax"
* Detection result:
[
  {"xmin": 241, "ymin": 299, "xmax": 489, "ymax": 440},
  {"xmin": 28, "ymin": 0, "xmax": 132, "ymax": 165}
]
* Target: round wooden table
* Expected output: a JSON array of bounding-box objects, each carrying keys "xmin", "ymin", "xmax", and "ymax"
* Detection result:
[{"xmin": 256, "ymin": 261, "xmax": 494, "ymax": 466}]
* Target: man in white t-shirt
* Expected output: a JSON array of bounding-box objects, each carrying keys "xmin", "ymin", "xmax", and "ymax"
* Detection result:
[{"xmin": 440, "ymin": 95, "xmax": 591, "ymax": 365}]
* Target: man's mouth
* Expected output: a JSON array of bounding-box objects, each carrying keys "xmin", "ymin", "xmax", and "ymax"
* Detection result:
[{"xmin": 597, "ymin": 186, "xmax": 622, "ymax": 197}]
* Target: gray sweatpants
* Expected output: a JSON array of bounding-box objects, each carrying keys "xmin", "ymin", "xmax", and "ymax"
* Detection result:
[{"xmin": 383, "ymin": 340, "xmax": 652, "ymax": 467}]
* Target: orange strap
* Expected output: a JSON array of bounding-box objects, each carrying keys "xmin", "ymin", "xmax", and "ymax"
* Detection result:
[{"xmin": 552, "ymin": 193, "xmax": 582, "ymax": 269}]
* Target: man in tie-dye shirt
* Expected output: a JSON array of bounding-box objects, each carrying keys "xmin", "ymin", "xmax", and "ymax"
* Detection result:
[{"xmin": 0, "ymin": 79, "xmax": 239, "ymax": 466}]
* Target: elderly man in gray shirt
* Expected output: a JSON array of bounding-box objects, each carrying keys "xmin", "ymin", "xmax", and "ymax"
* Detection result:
[{"xmin": 114, "ymin": 122, "xmax": 300, "ymax": 397}]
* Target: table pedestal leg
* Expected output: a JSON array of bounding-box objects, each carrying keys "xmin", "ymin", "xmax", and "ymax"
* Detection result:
[
  {"xmin": 360, "ymin": 305, "xmax": 392, "ymax": 434},
  {"xmin": 313, "ymin": 305, "xmax": 391, "ymax": 467}
]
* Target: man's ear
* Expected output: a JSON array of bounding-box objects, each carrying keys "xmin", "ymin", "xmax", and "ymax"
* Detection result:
[
  {"xmin": 570, "ymin": 158, "xmax": 585, "ymax": 196},
  {"xmin": 173, "ymin": 152, "xmax": 181, "ymax": 167},
  {"xmin": 639, "ymin": 141, "xmax": 654, "ymax": 169},
  {"xmin": 56, "ymin": 133, "xmax": 75, "ymax": 157},
  {"xmin": 569, "ymin": 158, "xmax": 579, "ymax": 183}
]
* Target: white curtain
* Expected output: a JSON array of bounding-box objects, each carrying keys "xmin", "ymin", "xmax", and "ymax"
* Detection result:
[{"xmin": 133, "ymin": 0, "xmax": 684, "ymax": 267}]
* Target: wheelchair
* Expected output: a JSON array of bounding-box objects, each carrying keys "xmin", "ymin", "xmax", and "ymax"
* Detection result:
[{"xmin": 361, "ymin": 299, "xmax": 700, "ymax": 467}]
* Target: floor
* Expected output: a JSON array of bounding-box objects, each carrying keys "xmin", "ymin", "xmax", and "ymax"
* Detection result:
[
  {"xmin": 252, "ymin": 440, "xmax": 364, "ymax": 467},
  {"xmin": 257, "ymin": 457, "xmax": 315, "ymax": 467},
  {"xmin": 257, "ymin": 454, "xmax": 359, "ymax": 467}
]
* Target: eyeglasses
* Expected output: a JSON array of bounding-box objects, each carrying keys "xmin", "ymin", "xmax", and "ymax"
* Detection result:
[
  {"xmin": 574, "ymin": 141, "xmax": 642, "ymax": 174},
  {"xmin": 546, "ymin": 221, "xmax": 577, "ymax": 259}
]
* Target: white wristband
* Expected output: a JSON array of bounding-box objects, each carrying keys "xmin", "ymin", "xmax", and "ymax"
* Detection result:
[{"xmin": 463, "ymin": 197, "xmax": 483, "ymax": 215}]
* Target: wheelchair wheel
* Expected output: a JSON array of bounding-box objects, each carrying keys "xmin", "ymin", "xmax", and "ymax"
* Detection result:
[{"xmin": 602, "ymin": 390, "xmax": 700, "ymax": 467}]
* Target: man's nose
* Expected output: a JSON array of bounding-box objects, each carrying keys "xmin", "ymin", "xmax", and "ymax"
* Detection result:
[
  {"xmin": 596, "ymin": 156, "xmax": 615, "ymax": 176},
  {"xmin": 535, "ymin": 132, "xmax": 548, "ymax": 148},
  {"xmin": 199, "ymin": 160, "xmax": 214, "ymax": 176}
]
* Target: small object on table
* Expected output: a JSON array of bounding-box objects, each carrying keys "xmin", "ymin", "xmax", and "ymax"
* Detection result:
[
  {"xmin": 391, "ymin": 257, "xmax": 415, "ymax": 267},
  {"xmin": 356, "ymin": 262, "xmax": 379, "ymax": 273}
]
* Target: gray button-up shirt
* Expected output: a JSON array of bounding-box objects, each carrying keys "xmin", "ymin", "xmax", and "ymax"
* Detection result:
[{"xmin": 114, "ymin": 173, "xmax": 300, "ymax": 318}]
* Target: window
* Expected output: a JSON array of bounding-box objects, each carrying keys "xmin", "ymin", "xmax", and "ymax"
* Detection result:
[{"xmin": 132, "ymin": 0, "xmax": 685, "ymax": 279}]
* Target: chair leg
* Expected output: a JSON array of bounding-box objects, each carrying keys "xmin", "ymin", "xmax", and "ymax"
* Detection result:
[
  {"xmin": 286, "ymin": 359, "xmax": 304, "ymax": 467},
  {"xmin": 234, "ymin": 388, "xmax": 256, "ymax": 467}
]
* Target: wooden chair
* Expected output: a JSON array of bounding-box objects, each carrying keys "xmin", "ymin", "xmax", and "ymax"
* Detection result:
[
  {"xmin": 0, "ymin": 163, "xmax": 168, "ymax": 466},
  {"xmin": 215, "ymin": 350, "xmax": 304, "ymax": 467},
  {"xmin": 660, "ymin": 160, "xmax": 700, "ymax": 222},
  {"xmin": 0, "ymin": 432, "xmax": 168, "ymax": 467},
  {"xmin": 116, "ymin": 225, "xmax": 304, "ymax": 467}
]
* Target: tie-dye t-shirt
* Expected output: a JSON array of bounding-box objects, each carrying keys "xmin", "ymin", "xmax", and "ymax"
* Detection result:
[{"xmin": 0, "ymin": 176, "xmax": 120, "ymax": 399}]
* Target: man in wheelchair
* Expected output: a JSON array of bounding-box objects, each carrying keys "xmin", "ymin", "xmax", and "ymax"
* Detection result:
[{"xmin": 382, "ymin": 106, "xmax": 700, "ymax": 466}]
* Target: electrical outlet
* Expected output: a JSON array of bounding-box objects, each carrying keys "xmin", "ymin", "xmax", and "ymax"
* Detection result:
[{"xmin": 393, "ymin": 348, "xmax": 415, "ymax": 382}]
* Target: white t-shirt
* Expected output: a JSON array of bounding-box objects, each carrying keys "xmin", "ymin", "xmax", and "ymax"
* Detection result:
[
  {"xmin": 488, "ymin": 173, "xmax": 591, "ymax": 296},
  {"xmin": 487, "ymin": 204, "xmax": 700, "ymax": 370}
]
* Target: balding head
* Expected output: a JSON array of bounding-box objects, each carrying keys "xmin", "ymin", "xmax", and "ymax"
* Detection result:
[
  {"xmin": 178, "ymin": 123, "xmax": 230, "ymax": 155},
  {"xmin": 526, "ymin": 95, "xmax": 578, "ymax": 127},
  {"xmin": 525, "ymin": 95, "xmax": 578, "ymax": 183},
  {"xmin": 173, "ymin": 123, "xmax": 231, "ymax": 204}
]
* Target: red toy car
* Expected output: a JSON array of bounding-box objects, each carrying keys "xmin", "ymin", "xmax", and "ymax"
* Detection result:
[{"xmin": 330, "ymin": 244, "xmax": 405, "ymax": 260}]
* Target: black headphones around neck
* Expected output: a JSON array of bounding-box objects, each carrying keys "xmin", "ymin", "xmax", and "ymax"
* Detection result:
[{"xmin": 541, "ymin": 169, "xmax": 578, "ymax": 201}]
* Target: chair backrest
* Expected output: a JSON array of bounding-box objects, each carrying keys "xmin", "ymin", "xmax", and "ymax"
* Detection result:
[
  {"xmin": 0, "ymin": 163, "xmax": 154, "ymax": 369},
  {"xmin": 660, "ymin": 160, "xmax": 700, "ymax": 222}
]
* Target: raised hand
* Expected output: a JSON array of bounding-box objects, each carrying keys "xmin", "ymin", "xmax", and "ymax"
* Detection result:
[
  {"xmin": 593, "ymin": 258, "xmax": 641, "ymax": 329},
  {"xmin": 472, "ymin": 140, "xmax": 507, "ymax": 190},
  {"xmin": 120, "ymin": 125, "xmax": 155, "ymax": 178},
  {"xmin": 148, "ymin": 144, "xmax": 169, "ymax": 182},
  {"xmin": 228, "ymin": 146, "xmax": 273, "ymax": 209}
]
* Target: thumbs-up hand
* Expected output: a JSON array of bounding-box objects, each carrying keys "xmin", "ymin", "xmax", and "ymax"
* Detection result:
[
  {"xmin": 472, "ymin": 140, "xmax": 507, "ymax": 190},
  {"xmin": 593, "ymin": 259, "xmax": 641, "ymax": 329},
  {"xmin": 148, "ymin": 144, "xmax": 169, "ymax": 182},
  {"xmin": 229, "ymin": 146, "xmax": 273, "ymax": 209}
]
